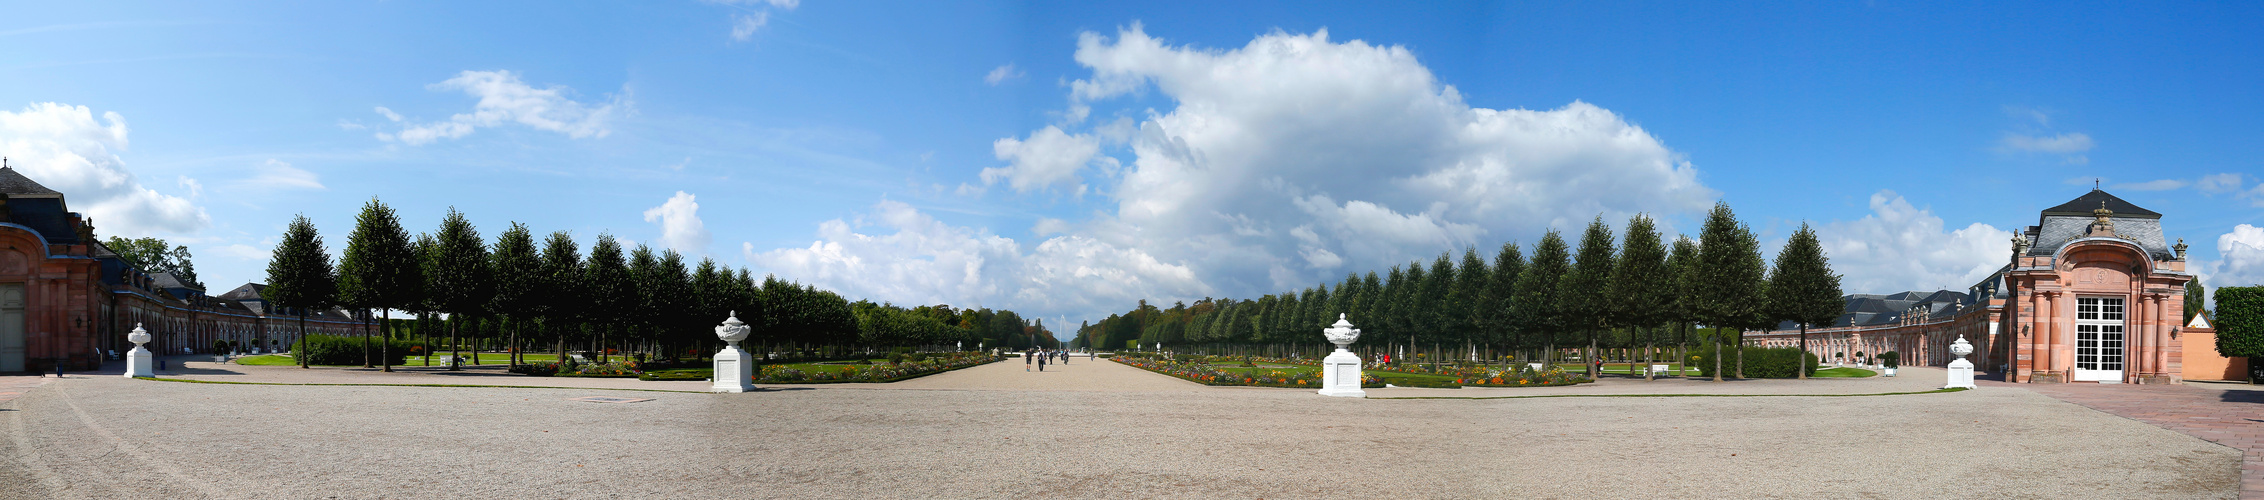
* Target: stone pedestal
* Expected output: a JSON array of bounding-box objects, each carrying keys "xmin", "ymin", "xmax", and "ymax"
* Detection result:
[
  {"xmin": 711, "ymin": 345, "xmax": 756, "ymax": 393},
  {"xmin": 1319, "ymin": 348, "xmax": 1365, "ymax": 398},
  {"xmin": 1943, "ymin": 334, "xmax": 1976, "ymax": 389},
  {"xmin": 123, "ymin": 323, "xmax": 154, "ymax": 378},
  {"xmin": 125, "ymin": 345, "xmax": 153, "ymax": 378}
]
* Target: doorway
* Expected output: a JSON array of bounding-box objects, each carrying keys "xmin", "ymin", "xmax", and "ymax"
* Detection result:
[
  {"xmin": 0, "ymin": 283, "xmax": 22, "ymax": 372},
  {"xmin": 2072, "ymin": 296, "xmax": 2125, "ymax": 383}
]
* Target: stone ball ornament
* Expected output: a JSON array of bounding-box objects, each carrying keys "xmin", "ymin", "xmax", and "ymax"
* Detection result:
[
  {"xmin": 127, "ymin": 322, "xmax": 151, "ymax": 346},
  {"xmin": 1323, "ymin": 313, "xmax": 1361, "ymax": 347},
  {"xmin": 715, "ymin": 311, "xmax": 750, "ymax": 344}
]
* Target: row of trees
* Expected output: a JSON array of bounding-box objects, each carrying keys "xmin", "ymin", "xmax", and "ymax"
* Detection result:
[
  {"xmin": 1073, "ymin": 202, "xmax": 1845, "ymax": 381},
  {"xmin": 261, "ymin": 198, "xmax": 1054, "ymax": 371}
]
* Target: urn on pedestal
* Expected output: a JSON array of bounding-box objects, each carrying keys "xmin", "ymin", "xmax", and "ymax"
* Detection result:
[
  {"xmin": 1943, "ymin": 334, "xmax": 1977, "ymax": 390},
  {"xmin": 1319, "ymin": 314, "xmax": 1365, "ymax": 398},
  {"xmin": 124, "ymin": 323, "xmax": 154, "ymax": 378},
  {"xmin": 711, "ymin": 311, "xmax": 757, "ymax": 393}
]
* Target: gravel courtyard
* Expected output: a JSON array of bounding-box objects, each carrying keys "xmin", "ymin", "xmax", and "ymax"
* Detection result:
[{"xmin": 0, "ymin": 359, "xmax": 2242, "ymax": 499}]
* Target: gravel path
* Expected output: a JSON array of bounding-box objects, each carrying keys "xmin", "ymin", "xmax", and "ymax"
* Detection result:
[{"xmin": 0, "ymin": 359, "xmax": 2240, "ymax": 499}]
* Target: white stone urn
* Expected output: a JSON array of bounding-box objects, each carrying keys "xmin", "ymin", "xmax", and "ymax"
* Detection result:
[
  {"xmin": 124, "ymin": 323, "xmax": 154, "ymax": 378},
  {"xmin": 1943, "ymin": 334, "xmax": 1976, "ymax": 389},
  {"xmin": 1318, "ymin": 314, "xmax": 1365, "ymax": 398},
  {"xmin": 711, "ymin": 311, "xmax": 756, "ymax": 393}
]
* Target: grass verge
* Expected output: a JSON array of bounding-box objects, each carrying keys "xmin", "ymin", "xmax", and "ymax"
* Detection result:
[
  {"xmin": 1370, "ymin": 387, "xmax": 1970, "ymax": 400},
  {"xmin": 130, "ymin": 377, "xmax": 707, "ymax": 394}
]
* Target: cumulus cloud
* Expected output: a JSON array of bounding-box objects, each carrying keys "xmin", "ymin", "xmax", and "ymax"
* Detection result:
[
  {"xmin": 982, "ymin": 126, "xmax": 1099, "ymax": 193},
  {"xmin": 376, "ymin": 70, "xmax": 624, "ymax": 146},
  {"xmin": 752, "ymin": 200, "xmax": 1211, "ymax": 314},
  {"xmin": 0, "ymin": 102, "xmax": 209, "ymax": 236},
  {"xmin": 229, "ymin": 159, "xmax": 325, "ymax": 192},
  {"xmin": 752, "ymin": 24, "xmax": 1718, "ymax": 319},
  {"xmin": 985, "ymin": 64, "xmax": 1025, "ymax": 85},
  {"xmin": 2210, "ymin": 224, "xmax": 2264, "ymax": 289},
  {"xmin": 1816, "ymin": 190, "xmax": 2014, "ymax": 294},
  {"xmin": 642, "ymin": 191, "xmax": 711, "ymax": 254}
]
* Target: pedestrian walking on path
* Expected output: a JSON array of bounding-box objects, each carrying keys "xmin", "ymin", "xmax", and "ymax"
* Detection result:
[
  {"xmin": 1037, "ymin": 350, "xmax": 1048, "ymax": 372},
  {"xmin": 1025, "ymin": 349, "xmax": 1033, "ymax": 372}
]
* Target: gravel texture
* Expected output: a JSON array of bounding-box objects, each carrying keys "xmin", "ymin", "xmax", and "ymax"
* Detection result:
[{"xmin": 0, "ymin": 358, "xmax": 2240, "ymax": 499}]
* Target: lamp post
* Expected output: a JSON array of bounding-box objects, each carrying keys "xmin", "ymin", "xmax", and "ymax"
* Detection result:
[
  {"xmin": 711, "ymin": 311, "xmax": 756, "ymax": 393},
  {"xmin": 124, "ymin": 323, "xmax": 154, "ymax": 378},
  {"xmin": 1319, "ymin": 313, "xmax": 1365, "ymax": 398}
]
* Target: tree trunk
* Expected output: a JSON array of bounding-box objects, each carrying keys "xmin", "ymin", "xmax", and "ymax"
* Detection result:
[
  {"xmin": 469, "ymin": 316, "xmax": 482, "ymax": 365},
  {"xmin": 381, "ymin": 309, "xmax": 393, "ymax": 372},
  {"xmin": 1734, "ymin": 329, "xmax": 1745, "ymax": 378},
  {"xmin": 361, "ymin": 312, "xmax": 373, "ymax": 368},
  {"xmin": 507, "ymin": 317, "xmax": 520, "ymax": 368},
  {"xmin": 1797, "ymin": 323, "xmax": 1809, "ymax": 380},
  {"xmin": 1644, "ymin": 325, "xmax": 1656, "ymax": 382},
  {"xmin": 448, "ymin": 314, "xmax": 461, "ymax": 371},
  {"xmin": 420, "ymin": 313, "xmax": 431, "ymax": 367},
  {"xmin": 298, "ymin": 312, "xmax": 310, "ymax": 369},
  {"xmin": 1587, "ymin": 328, "xmax": 1600, "ymax": 380},
  {"xmin": 1711, "ymin": 330, "xmax": 1723, "ymax": 382}
]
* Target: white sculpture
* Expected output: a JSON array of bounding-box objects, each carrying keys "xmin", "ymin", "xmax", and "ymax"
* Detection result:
[
  {"xmin": 1943, "ymin": 334, "xmax": 1976, "ymax": 389},
  {"xmin": 711, "ymin": 311, "xmax": 757, "ymax": 393},
  {"xmin": 1319, "ymin": 314, "xmax": 1365, "ymax": 398},
  {"xmin": 124, "ymin": 323, "xmax": 154, "ymax": 378}
]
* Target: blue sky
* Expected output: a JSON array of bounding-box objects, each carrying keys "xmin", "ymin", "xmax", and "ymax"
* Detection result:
[{"xmin": 5, "ymin": 1, "xmax": 2263, "ymax": 337}]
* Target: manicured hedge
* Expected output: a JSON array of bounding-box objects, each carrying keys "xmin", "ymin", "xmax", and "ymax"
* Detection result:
[
  {"xmin": 2215, "ymin": 286, "xmax": 2264, "ymax": 383},
  {"xmin": 289, "ymin": 334, "xmax": 424, "ymax": 366},
  {"xmin": 1688, "ymin": 346, "xmax": 1818, "ymax": 378}
]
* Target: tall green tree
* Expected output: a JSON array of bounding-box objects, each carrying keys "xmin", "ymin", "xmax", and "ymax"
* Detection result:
[
  {"xmin": 537, "ymin": 231, "xmax": 584, "ymax": 363},
  {"xmin": 488, "ymin": 223, "xmax": 542, "ymax": 368},
  {"xmin": 1451, "ymin": 247, "xmax": 1489, "ymax": 357},
  {"xmin": 427, "ymin": 208, "xmax": 492, "ymax": 370},
  {"xmin": 1608, "ymin": 215, "xmax": 1670, "ymax": 381},
  {"xmin": 1766, "ymin": 222, "xmax": 1843, "ymax": 380},
  {"xmin": 1481, "ymin": 242, "xmax": 1524, "ymax": 360},
  {"xmin": 1666, "ymin": 236, "xmax": 1701, "ymax": 377},
  {"xmin": 1559, "ymin": 216, "xmax": 1617, "ymax": 379},
  {"xmin": 2213, "ymin": 286, "xmax": 2264, "ymax": 383},
  {"xmin": 336, "ymin": 198, "xmax": 421, "ymax": 372},
  {"xmin": 106, "ymin": 236, "xmax": 202, "ymax": 288},
  {"xmin": 583, "ymin": 234, "xmax": 633, "ymax": 361},
  {"xmin": 264, "ymin": 214, "xmax": 335, "ymax": 369},
  {"xmin": 2185, "ymin": 276, "xmax": 2209, "ymax": 324},
  {"xmin": 1694, "ymin": 202, "xmax": 1767, "ymax": 381},
  {"xmin": 1513, "ymin": 231, "xmax": 1571, "ymax": 367}
]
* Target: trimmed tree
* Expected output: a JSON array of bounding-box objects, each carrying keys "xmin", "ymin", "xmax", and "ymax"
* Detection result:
[
  {"xmin": 582, "ymin": 234, "xmax": 634, "ymax": 362},
  {"xmin": 538, "ymin": 231, "xmax": 584, "ymax": 364},
  {"xmin": 1514, "ymin": 231, "xmax": 1571, "ymax": 368},
  {"xmin": 2214, "ymin": 286, "xmax": 2264, "ymax": 384},
  {"xmin": 336, "ymin": 198, "xmax": 421, "ymax": 372},
  {"xmin": 1694, "ymin": 202, "xmax": 1768, "ymax": 381},
  {"xmin": 2186, "ymin": 276, "xmax": 2209, "ymax": 324},
  {"xmin": 1559, "ymin": 216, "xmax": 1618, "ymax": 379},
  {"xmin": 1766, "ymin": 223, "xmax": 1843, "ymax": 380},
  {"xmin": 1665, "ymin": 236, "xmax": 1701, "ymax": 377},
  {"xmin": 428, "ymin": 208, "xmax": 492, "ymax": 370},
  {"xmin": 1483, "ymin": 241, "xmax": 1525, "ymax": 367},
  {"xmin": 264, "ymin": 214, "xmax": 335, "ymax": 369},
  {"xmin": 489, "ymin": 223, "xmax": 542, "ymax": 368},
  {"xmin": 1609, "ymin": 214, "xmax": 1670, "ymax": 381}
]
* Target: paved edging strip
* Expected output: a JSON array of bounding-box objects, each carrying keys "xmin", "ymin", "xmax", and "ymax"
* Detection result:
[
  {"xmin": 1370, "ymin": 387, "xmax": 1969, "ymax": 400},
  {"xmin": 131, "ymin": 377, "xmax": 710, "ymax": 394}
]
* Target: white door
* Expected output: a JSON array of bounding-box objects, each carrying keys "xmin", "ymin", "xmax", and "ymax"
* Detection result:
[
  {"xmin": 2071, "ymin": 296, "xmax": 2125, "ymax": 383},
  {"xmin": 0, "ymin": 284, "xmax": 23, "ymax": 372}
]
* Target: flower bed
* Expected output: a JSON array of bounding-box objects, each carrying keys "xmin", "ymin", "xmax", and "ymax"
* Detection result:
[
  {"xmin": 1113, "ymin": 354, "xmax": 1382, "ymax": 388},
  {"xmin": 760, "ymin": 352, "xmax": 1000, "ymax": 383},
  {"xmin": 1450, "ymin": 365, "xmax": 1590, "ymax": 387}
]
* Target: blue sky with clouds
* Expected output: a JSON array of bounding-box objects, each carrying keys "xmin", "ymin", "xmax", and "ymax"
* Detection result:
[{"xmin": 5, "ymin": 1, "xmax": 2263, "ymax": 337}]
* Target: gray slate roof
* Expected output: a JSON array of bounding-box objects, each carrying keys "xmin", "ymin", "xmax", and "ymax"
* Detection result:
[
  {"xmin": 0, "ymin": 167, "xmax": 61, "ymax": 197},
  {"xmin": 2025, "ymin": 190, "xmax": 2173, "ymax": 261}
]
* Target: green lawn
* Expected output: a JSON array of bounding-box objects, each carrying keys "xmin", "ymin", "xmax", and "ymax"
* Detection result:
[
  {"xmin": 233, "ymin": 353, "xmax": 558, "ymax": 366},
  {"xmin": 1812, "ymin": 367, "xmax": 1877, "ymax": 378},
  {"xmin": 402, "ymin": 353, "xmax": 556, "ymax": 364},
  {"xmin": 233, "ymin": 354, "xmax": 301, "ymax": 366}
]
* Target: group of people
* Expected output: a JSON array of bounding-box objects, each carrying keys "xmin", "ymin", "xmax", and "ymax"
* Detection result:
[{"xmin": 1024, "ymin": 348, "xmax": 1081, "ymax": 372}]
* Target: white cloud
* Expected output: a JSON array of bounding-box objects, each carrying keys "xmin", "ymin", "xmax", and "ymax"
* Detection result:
[
  {"xmin": 0, "ymin": 102, "xmax": 209, "ymax": 236},
  {"xmin": 753, "ymin": 200, "xmax": 1210, "ymax": 316},
  {"xmin": 982, "ymin": 125, "xmax": 1099, "ymax": 193},
  {"xmin": 752, "ymin": 25, "xmax": 1718, "ymax": 320},
  {"xmin": 2211, "ymin": 224, "xmax": 2264, "ymax": 289},
  {"xmin": 2000, "ymin": 132, "xmax": 2093, "ymax": 164},
  {"xmin": 377, "ymin": 70, "xmax": 624, "ymax": 146},
  {"xmin": 1817, "ymin": 190, "xmax": 2014, "ymax": 293},
  {"xmin": 730, "ymin": 12, "xmax": 769, "ymax": 41},
  {"xmin": 215, "ymin": 243, "xmax": 268, "ymax": 261},
  {"xmin": 642, "ymin": 191, "xmax": 711, "ymax": 254},
  {"xmin": 230, "ymin": 159, "xmax": 325, "ymax": 192},
  {"xmin": 2115, "ymin": 179, "xmax": 2186, "ymax": 191},
  {"xmin": 2196, "ymin": 173, "xmax": 2242, "ymax": 194},
  {"xmin": 1032, "ymin": 217, "xmax": 1071, "ymax": 236},
  {"xmin": 176, "ymin": 176, "xmax": 203, "ymax": 198},
  {"xmin": 985, "ymin": 64, "xmax": 1025, "ymax": 85}
]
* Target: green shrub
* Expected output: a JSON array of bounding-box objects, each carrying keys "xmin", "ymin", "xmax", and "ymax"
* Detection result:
[
  {"xmin": 1880, "ymin": 351, "xmax": 1900, "ymax": 369},
  {"xmin": 1688, "ymin": 346, "xmax": 1818, "ymax": 378},
  {"xmin": 290, "ymin": 334, "xmax": 422, "ymax": 366},
  {"xmin": 2216, "ymin": 286, "xmax": 2264, "ymax": 383}
]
